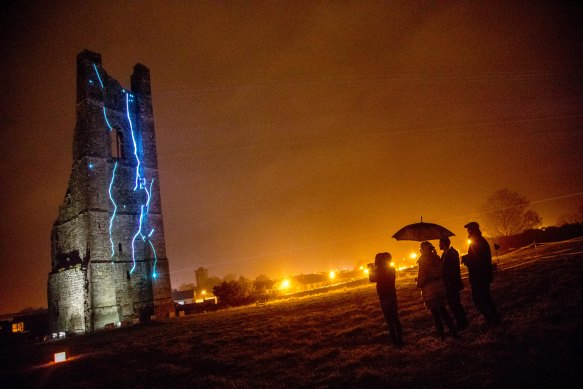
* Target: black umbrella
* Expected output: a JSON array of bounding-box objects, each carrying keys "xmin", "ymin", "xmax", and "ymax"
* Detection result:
[{"xmin": 392, "ymin": 218, "xmax": 455, "ymax": 242}]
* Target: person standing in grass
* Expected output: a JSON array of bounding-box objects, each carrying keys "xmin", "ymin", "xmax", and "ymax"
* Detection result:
[
  {"xmin": 461, "ymin": 222, "xmax": 501, "ymax": 328},
  {"xmin": 369, "ymin": 252, "xmax": 404, "ymax": 347},
  {"xmin": 417, "ymin": 241, "xmax": 458, "ymax": 339},
  {"xmin": 439, "ymin": 237, "xmax": 469, "ymax": 330}
]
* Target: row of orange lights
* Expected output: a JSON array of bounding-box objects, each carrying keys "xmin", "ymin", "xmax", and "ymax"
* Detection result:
[{"xmin": 277, "ymin": 240, "xmax": 476, "ymax": 292}]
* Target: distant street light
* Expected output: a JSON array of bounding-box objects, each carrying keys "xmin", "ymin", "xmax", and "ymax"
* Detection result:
[
  {"xmin": 329, "ymin": 271, "xmax": 336, "ymax": 282},
  {"xmin": 280, "ymin": 279, "xmax": 291, "ymax": 291}
]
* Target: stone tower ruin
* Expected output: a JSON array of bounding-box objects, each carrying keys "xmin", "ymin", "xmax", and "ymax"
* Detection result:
[{"xmin": 48, "ymin": 50, "xmax": 173, "ymax": 334}]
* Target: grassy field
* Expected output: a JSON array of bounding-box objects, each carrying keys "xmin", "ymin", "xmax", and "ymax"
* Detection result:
[{"xmin": 2, "ymin": 239, "xmax": 582, "ymax": 388}]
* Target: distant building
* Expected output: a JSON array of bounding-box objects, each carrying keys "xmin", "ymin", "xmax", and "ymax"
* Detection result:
[
  {"xmin": 195, "ymin": 267, "xmax": 208, "ymax": 291},
  {"xmin": 172, "ymin": 289, "xmax": 196, "ymax": 305},
  {"xmin": 47, "ymin": 50, "xmax": 173, "ymax": 334},
  {"xmin": 293, "ymin": 273, "xmax": 329, "ymax": 291},
  {"xmin": 0, "ymin": 310, "xmax": 49, "ymax": 340},
  {"xmin": 254, "ymin": 278, "xmax": 276, "ymax": 292}
]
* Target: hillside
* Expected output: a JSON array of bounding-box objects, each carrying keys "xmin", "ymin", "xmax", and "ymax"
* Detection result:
[{"xmin": 2, "ymin": 238, "xmax": 582, "ymax": 388}]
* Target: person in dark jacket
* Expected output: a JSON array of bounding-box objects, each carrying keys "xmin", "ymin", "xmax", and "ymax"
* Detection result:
[
  {"xmin": 416, "ymin": 241, "xmax": 458, "ymax": 339},
  {"xmin": 369, "ymin": 252, "xmax": 403, "ymax": 346},
  {"xmin": 439, "ymin": 237, "xmax": 468, "ymax": 330},
  {"xmin": 461, "ymin": 222, "xmax": 500, "ymax": 327}
]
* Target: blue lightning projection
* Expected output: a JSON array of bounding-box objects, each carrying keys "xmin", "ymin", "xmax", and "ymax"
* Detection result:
[
  {"xmin": 143, "ymin": 181, "xmax": 159, "ymax": 278},
  {"xmin": 102, "ymin": 107, "xmax": 113, "ymax": 131},
  {"xmin": 148, "ymin": 240, "xmax": 158, "ymax": 278},
  {"xmin": 92, "ymin": 63, "xmax": 105, "ymax": 89},
  {"xmin": 108, "ymin": 162, "xmax": 118, "ymax": 259},
  {"xmin": 131, "ymin": 205, "xmax": 146, "ymax": 274},
  {"xmin": 95, "ymin": 67, "xmax": 161, "ymax": 279},
  {"xmin": 145, "ymin": 178, "xmax": 155, "ymax": 212},
  {"xmin": 93, "ymin": 64, "xmax": 113, "ymax": 132},
  {"xmin": 127, "ymin": 91, "xmax": 143, "ymax": 275},
  {"xmin": 126, "ymin": 93, "xmax": 141, "ymax": 191}
]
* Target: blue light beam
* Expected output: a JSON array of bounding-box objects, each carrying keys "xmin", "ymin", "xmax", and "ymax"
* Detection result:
[
  {"xmin": 126, "ymin": 93, "xmax": 141, "ymax": 190},
  {"xmin": 108, "ymin": 162, "xmax": 118, "ymax": 260},
  {"xmin": 145, "ymin": 178, "xmax": 155, "ymax": 213},
  {"xmin": 92, "ymin": 63, "xmax": 105, "ymax": 89},
  {"xmin": 130, "ymin": 205, "xmax": 146, "ymax": 274},
  {"xmin": 148, "ymin": 240, "xmax": 158, "ymax": 279},
  {"xmin": 102, "ymin": 107, "xmax": 113, "ymax": 131}
]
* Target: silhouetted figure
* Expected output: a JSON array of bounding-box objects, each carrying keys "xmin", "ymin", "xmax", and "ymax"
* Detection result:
[
  {"xmin": 461, "ymin": 222, "xmax": 501, "ymax": 327},
  {"xmin": 439, "ymin": 237, "xmax": 468, "ymax": 330},
  {"xmin": 369, "ymin": 252, "xmax": 403, "ymax": 346},
  {"xmin": 417, "ymin": 241, "xmax": 458, "ymax": 339}
]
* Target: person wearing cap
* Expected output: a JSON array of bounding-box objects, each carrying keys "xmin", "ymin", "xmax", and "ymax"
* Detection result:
[
  {"xmin": 416, "ymin": 241, "xmax": 458, "ymax": 339},
  {"xmin": 439, "ymin": 237, "xmax": 468, "ymax": 330},
  {"xmin": 461, "ymin": 222, "xmax": 501, "ymax": 327},
  {"xmin": 369, "ymin": 252, "xmax": 404, "ymax": 347}
]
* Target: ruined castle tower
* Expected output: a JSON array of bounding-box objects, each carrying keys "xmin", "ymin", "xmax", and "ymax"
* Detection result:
[{"xmin": 48, "ymin": 50, "xmax": 173, "ymax": 333}]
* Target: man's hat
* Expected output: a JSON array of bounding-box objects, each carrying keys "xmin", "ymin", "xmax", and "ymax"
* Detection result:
[{"xmin": 464, "ymin": 221, "xmax": 479, "ymax": 230}]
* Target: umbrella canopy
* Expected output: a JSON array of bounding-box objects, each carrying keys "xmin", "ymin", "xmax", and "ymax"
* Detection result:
[{"xmin": 392, "ymin": 221, "xmax": 455, "ymax": 242}]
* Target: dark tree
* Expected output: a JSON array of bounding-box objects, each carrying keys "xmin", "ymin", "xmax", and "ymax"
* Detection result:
[
  {"xmin": 213, "ymin": 278, "xmax": 255, "ymax": 307},
  {"xmin": 177, "ymin": 283, "xmax": 196, "ymax": 291},
  {"xmin": 479, "ymin": 188, "xmax": 542, "ymax": 236}
]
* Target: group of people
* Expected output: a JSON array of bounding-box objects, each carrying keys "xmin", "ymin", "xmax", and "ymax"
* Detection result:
[{"xmin": 369, "ymin": 221, "xmax": 500, "ymax": 347}]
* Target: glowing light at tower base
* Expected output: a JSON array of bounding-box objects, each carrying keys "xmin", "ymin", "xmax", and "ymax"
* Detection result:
[{"xmin": 54, "ymin": 352, "xmax": 67, "ymax": 363}]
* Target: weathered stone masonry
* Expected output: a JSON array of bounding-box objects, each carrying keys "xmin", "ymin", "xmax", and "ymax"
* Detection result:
[{"xmin": 48, "ymin": 50, "xmax": 173, "ymax": 334}]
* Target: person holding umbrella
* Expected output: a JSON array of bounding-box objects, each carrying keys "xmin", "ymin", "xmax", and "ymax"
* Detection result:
[
  {"xmin": 416, "ymin": 241, "xmax": 458, "ymax": 339},
  {"xmin": 461, "ymin": 222, "xmax": 501, "ymax": 328},
  {"xmin": 369, "ymin": 252, "xmax": 404, "ymax": 347}
]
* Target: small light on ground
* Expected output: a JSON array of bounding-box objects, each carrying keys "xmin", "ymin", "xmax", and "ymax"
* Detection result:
[{"xmin": 54, "ymin": 352, "xmax": 66, "ymax": 363}]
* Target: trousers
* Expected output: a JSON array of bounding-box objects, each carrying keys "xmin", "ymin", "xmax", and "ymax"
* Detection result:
[
  {"xmin": 446, "ymin": 288, "xmax": 468, "ymax": 329},
  {"xmin": 379, "ymin": 298, "xmax": 403, "ymax": 346},
  {"xmin": 470, "ymin": 279, "xmax": 500, "ymax": 325}
]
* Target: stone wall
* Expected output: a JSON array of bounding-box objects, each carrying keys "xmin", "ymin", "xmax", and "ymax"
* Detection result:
[
  {"xmin": 47, "ymin": 266, "xmax": 87, "ymax": 334},
  {"xmin": 152, "ymin": 259, "xmax": 173, "ymax": 317}
]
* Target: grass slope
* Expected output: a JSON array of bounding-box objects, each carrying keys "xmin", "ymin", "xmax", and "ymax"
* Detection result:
[{"xmin": 2, "ymin": 240, "xmax": 582, "ymax": 388}]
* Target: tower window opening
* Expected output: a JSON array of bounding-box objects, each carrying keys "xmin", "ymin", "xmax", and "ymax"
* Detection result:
[
  {"xmin": 110, "ymin": 128, "xmax": 125, "ymax": 159},
  {"xmin": 119, "ymin": 243, "xmax": 123, "ymax": 253}
]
